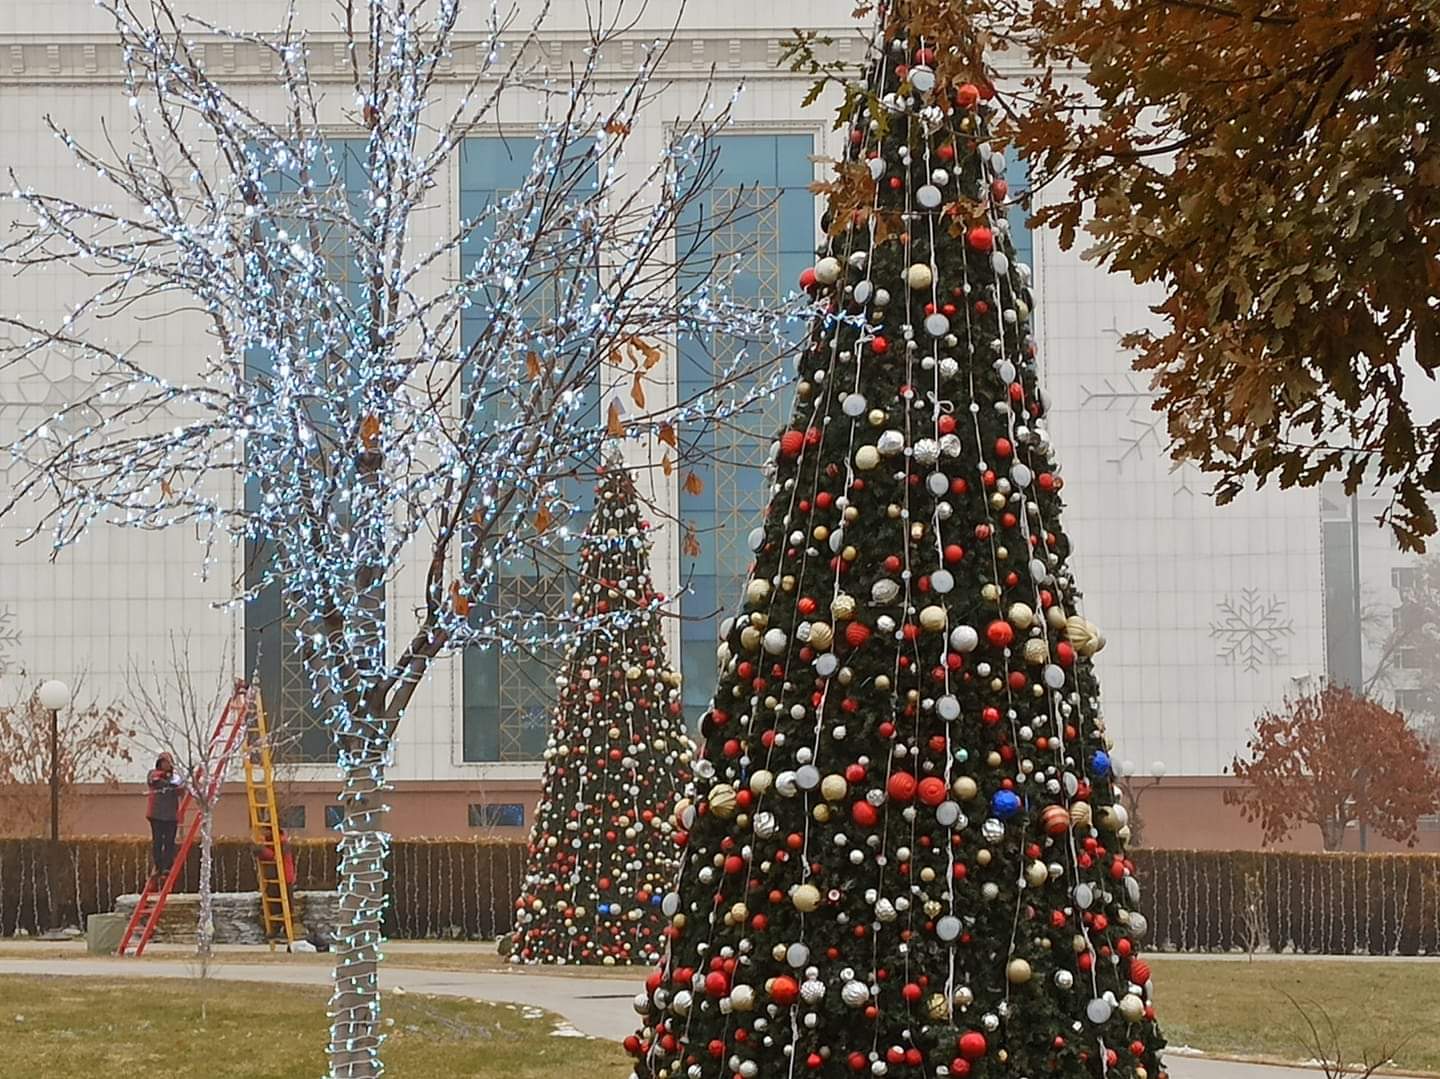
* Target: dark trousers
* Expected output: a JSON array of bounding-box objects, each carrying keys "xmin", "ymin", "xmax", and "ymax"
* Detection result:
[{"xmin": 149, "ymin": 817, "xmax": 178, "ymax": 876}]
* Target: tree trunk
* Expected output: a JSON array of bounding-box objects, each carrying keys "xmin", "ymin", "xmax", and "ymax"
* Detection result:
[
  {"xmin": 197, "ymin": 804, "xmax": 215, "ymax": 960},
  {"xmin": 1320, "ymin": 816, "xmax": 1345, "ymax": 850},
  {"xmin": 326, "ymin": 715, "xmax": 392, "ymax": 1079}
]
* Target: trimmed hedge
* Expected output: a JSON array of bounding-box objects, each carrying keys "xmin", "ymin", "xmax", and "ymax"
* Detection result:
[
  {"xmin": 1134, "ymin": 848, "xmax": 1440, "ymax": 955},
  {"xmin": 0, "ymin": 836, "xmax": 524, "ymax": 940},
  {"xmin": 3, "ymin": 839, "xmax": 1437, "ymax": 953}
]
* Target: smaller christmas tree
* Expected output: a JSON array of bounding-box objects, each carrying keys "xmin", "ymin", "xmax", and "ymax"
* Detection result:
[{"xmin": 508, "ymin": 462, "xmax": 695, "ymax": 965}]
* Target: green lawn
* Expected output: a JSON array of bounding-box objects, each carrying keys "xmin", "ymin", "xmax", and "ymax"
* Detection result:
[
  {"xmin": 1151, "ymin": 958, "xmax": 1440, "ymax": 1073},
  {"xmin": 3, "ymin": 952, "xmax": 1438, "ymax": 1075},
  {"xmin": 0, "ymin": 976, "xmax": 631, "ymax": 1079}
]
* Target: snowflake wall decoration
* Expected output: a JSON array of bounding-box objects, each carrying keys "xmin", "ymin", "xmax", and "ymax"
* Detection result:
[
  {"xmin": 0, "ymin": 604, "xmax": 20, "ymax": 676},
  {"xmin": 1210, "ymin": 589, "xmax": 1294, "ymax": 672}
]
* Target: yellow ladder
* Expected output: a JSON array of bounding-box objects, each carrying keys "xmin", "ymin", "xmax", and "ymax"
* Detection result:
[{"xmin": 242, "ymin": 686, "xmax": 297, "ymax": 949}]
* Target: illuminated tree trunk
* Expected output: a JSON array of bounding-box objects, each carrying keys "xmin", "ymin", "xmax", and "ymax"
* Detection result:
[{"xmin": 327, "ymin": 702, "xmax": 393, "ymax": 1079}]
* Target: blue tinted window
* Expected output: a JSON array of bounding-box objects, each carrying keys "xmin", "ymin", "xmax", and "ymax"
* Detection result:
[
  {"xmin": 458, "ymin": 138, "xmax": 597, "ymax": 761},
  {"xmin": 675, "ymin": 134, "xmax": 815, "ymax": 719}
]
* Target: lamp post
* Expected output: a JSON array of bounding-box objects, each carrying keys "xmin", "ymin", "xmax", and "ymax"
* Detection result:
[{"xmin": 37, "ymin": 680, "xmax": 71, "ymax": 843}]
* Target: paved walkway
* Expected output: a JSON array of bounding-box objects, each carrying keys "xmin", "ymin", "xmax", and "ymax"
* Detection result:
[{"xmin": 0, "ymin": 957, "xmax": 1419, "ymax": 1079}]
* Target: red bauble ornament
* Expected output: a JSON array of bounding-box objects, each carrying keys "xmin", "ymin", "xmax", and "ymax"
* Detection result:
[
  {"xmin": 845, "ymin": 621, "xmax": 872, "ymax": 647},
  {"xmin": 851, "ymin": 801, "xmax": 879, "ymax": 828},
  {"xmin": 770, "ymin": 975, "xmax": 800, "ymax": 1006},
  {"xmin": 799, "ymin": 267, "xmax": 818, "ymax": 292},
  {"xmin": 871, "ymin": 335, "xmax": 889, "ymax": 354},
  {"xmin": 918, "ymin": 776, "xmax": 947, "ymax": 806},
  {"xmin": 967, "ymin": 226, "xmax": 995, "ymax": 253},
  {"xmin": 780, "ymin": 429, "xmax": 805, "ymax": 457},
  {"xmin": 1130, "ymin": 958, "xmax": 1152, "ymax": 986},
  {"xmin": 986, "ymin": 620, "xmax": 1014, "ymax": 647},
  {"xmin": 959, "ymin": 1032, "xmax": 988, "ymax": 1060},
  {"xmin": 955, "ymin": 84, "xmax": 980, "ymax": 108},
  {"xmin": 887, "ymin": 772, "xmax": 918, "ymax": 803},
  {"xmin": 704, "ymin": 971, "xmax": 730, "ymax": 997}
]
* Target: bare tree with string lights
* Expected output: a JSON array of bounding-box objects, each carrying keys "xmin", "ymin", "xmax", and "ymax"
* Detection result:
[{"xmin": 0, "ymin": 1, "xmax": 796, "ymax": 1074}]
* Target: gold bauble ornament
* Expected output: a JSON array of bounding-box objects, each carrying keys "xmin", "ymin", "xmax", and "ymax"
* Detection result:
[
  {"xmin": 926, "ymin": 993, "xmax": 949, "ymax": 1020},
  {"xmin": 708, "ymin": 784, "xmax": 738, "ymax": 819},
  {"xmin": 746, "ymin": 578, "xmax": 772, "ymax": 606},
  {"xmin": 868, "ymin": 408, "xmax": 887, "ymax": 427},
  {"xmin": 1046, "ymin": 605, "xmax": 1068, "ymax": 630},
  {"xmin": 749, "ymin": 769, "xmax": 774, "ymax": 795},
  {"xmin": 792, "ymin": 884, "xmax": 822, "ymax": 912},
  {"xmin": 875, "ymin": 674, "xmax": 892, "ymax": 691},
  {"xmin": 952, "ymin": 776, "xmax": 979, "ymax": 800},
  {"xmin": 1098, "ymin": 804, "xmax": 1128, "ymax": 832},
  {"xmin": 813, "ymin": 804, "xmax": 832, "ymax": 823},
  {"xmin": 1070, "ymin": 801, "xmax": 1093, "ymax": 830},
  {"xmin": 1119, "ymin": 994, "xmax": 1145, "ymax": 1022},
  {"xmin": 1008, "ymin": 603, "xmax": 1035, "ymax": 629},
  {"xmin": 821, "ymin": 774, "xmax": 849, "ymax": 802},
  {"xmin": 906, "ymin": 263, "xmax": 935, "ymax": 290},
  {"xmin": 812, "ymin": 525, "xmax": 829, "ymax": 542},
  {"xmin": 1022, "ymin": 637, "xmax": 1049, "ymax": 665},
  {"xmin": 843, "ymin": 545, "xmax": 858, "ymax": 561},
  {"xmin": 919, "ymin": 605, "xmax": 947, "ymax": 631},
  {"xmin": 809, "ymin": 622, "xmax": 835, "ymax": 650},
  {"xmin": 977, "ymin": 849, "xmax": 992, "ymax": 866},
  {"xmin": 1065, "ymin": 614, "xmax": 1106, "ymax": 656},
  {"xmin": 739, "ymin": 626, "xmax": 761, "ymax": 652},
  {"xmin": 981, "ymin": 583, "xmax": 1001, "ymax": 602},
  {"xmin": 831, "ymin": 594, "xmax": 857, "ymax": 620},
  {"xmin": 1007, "ymin": 959, "xmax": 1033, "ymax": 984},
  {"xmin": 855, "ymin": 445, "xmax": 880, "ymax": 470},
  {"xmin": 1025, "ymin": 861, "xmax": 1049, "ymax": 888}
]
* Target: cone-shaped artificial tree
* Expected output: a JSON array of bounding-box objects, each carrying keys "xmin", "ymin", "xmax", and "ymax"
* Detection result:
[
  {"xmin": 626, "ymin": 5, "xmax": 1168, "ymax": 1077},
  {"xmin": 509, "ymin": 464, "xmax": 695, "ymax": 965}
]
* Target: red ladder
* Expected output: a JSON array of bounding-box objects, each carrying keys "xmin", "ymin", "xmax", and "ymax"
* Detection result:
[{"xmin": 118, "ymin": 683, "xmax": 253, "ymax": 957}]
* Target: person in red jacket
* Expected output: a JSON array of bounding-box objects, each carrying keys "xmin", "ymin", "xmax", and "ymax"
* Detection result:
[
  {"xmin": 146, "ymin": 753, "xmax": 183, "ymax": 881},
  {"xmin": 258, "ymin": 828, "xmax": 297, "ymax": 888}
]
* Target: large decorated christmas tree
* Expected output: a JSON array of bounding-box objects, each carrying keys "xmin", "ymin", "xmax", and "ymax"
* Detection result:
[
  {"xmin": 509, "ymin": 463, "xmax": 695, "ymax": 965},
  {"xmin": 625, "ymin": 3, "xmax": 1168, "ymax": 1076}
]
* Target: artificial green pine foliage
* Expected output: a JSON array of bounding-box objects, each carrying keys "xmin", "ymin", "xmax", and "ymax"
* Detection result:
[{"xmin": 626, "ymin": 4, "xmax": 1168, "ymax": 1077}]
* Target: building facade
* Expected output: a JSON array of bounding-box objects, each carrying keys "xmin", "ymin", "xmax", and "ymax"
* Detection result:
[{"xmin": 1, "ymin": 0, "xmax": 1428, "ymax": 851}]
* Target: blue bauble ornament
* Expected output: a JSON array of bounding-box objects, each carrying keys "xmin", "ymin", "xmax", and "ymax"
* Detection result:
[
  {"xmin": 1091, "ymin": 750, "xmax": 1112, "ymax": 776},
  {"xmin": 991, "ymin": 789, "xmax": 1021, "ymax": 818}
]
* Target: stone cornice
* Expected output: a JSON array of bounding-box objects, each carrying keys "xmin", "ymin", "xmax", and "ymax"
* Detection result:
[
  {"xmin": 0, "ymin": 28, "xmax": 861, "ymax": 85},
  {"xmin": 0, "ymin": 27, "xmax": 1038, "ymax": 85}
]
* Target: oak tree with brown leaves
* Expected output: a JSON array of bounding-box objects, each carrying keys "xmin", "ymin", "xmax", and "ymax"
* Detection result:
[
  {"xmin": 1228, "ymin": 684, "xmax": 1440, "ymax": 850},
  {"xmin": 788, "ymin": 0, "xmax": 1440, "ymax": 546},
  {"xmin": 0, "ymin": 679, "xmax": 133, "ymax": 837},
  {"xmin": 1011, "ymin": 0, "xmax": 1440, "ymax": 551}
]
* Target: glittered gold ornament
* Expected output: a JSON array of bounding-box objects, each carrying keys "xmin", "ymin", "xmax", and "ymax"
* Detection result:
[
  {"xmin": 821, "ymin": 774, "xmax": 848, "ymax": 801},
  {"xmin": 981, "ymin": 583, "xmax": 1001, "ymax": 602},
  {"xmin": 707, "ymin": 784, "xmax": 738, "ymax": 819},
  {"xmin": 831, "ymin": 594, "xmax": 857, "ymax": 620},
  {"xmin": 1022, "ymin": 637, "xmax": 1049, "ymax": 665},
  {"xmin": 1065, "ymin": 614, "xmax": 1106, "ymax": 656},
  {"xmin": 926, "ymin": 993, "xmax": 949, "ymax": 1020}
]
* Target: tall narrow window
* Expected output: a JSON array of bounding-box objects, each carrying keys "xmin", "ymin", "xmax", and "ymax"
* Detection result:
[
  {"xmin": 675, "ymin": 134, "xmax": 816, "ymax": 718},
  {"xmin": 458, "ymin": 137, "xmax": 598, "ymax": 762},
  {"xmin": 244, "ymin": 139, "xmax": 377, "ymax": 762}
]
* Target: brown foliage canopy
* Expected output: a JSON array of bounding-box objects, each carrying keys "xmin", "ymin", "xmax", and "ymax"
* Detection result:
[
  {"xmin": 0, "ymin": 685, "xmax": 134, "ymax": 837},
  {"xmin": 1228, "ymin": 684, "xmax": 1440, "ymax": 849},
  {"xmin": 791, "ymin": 0, "xmax": 1440, "ymax": 547}
]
